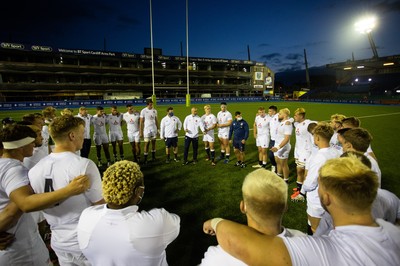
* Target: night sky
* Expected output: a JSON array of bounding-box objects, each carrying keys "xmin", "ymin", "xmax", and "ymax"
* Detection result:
[{"xmin": 1, "ymin": 0, "xmax": 399, "ymax": 72}]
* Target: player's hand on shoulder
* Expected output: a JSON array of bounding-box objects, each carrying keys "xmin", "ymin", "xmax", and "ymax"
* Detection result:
[
  {"xmin": 203, "ymin": 219, "xmax": 216, "ymax": 236},
  {"xmin": 67, "ymin": 175, "xmax": 90, "ymax": 195},
  {"xmin": 0, "ymin": 232, "xmax": 15, "ymax": 250}
]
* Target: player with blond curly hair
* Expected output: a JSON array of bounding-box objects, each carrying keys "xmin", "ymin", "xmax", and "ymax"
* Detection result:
[{"xmin": 78, "ymin": 161, "xmax": 180, "ymax": 266}]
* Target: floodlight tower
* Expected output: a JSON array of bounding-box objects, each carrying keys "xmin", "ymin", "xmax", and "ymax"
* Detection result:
[{"xmin": 355, "ymin": 16, "xmax": 379, "ymax": 59}]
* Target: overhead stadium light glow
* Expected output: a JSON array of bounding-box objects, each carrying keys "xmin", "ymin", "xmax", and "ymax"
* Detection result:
[
  {"xmin": 355, "ymin": 16, "xmax": 376, "ymax": 34},
  {"xmin": 355, "ymin": 15, "xmax": 379, "ymax": 59},
  {"xmin": 383, "ymin": 62, "xmax": 394, "ymax": 66}
]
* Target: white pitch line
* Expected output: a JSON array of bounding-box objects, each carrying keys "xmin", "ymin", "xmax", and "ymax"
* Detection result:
[
  {"xmin": 357, "ymin": 112, "xmax": 400, "ymax": 119},
  {"xmin": 99, "ymin": 112, "xmax": 400, "ymax": 147}
]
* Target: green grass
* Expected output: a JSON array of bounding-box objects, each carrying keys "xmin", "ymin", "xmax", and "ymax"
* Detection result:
[{"xmin": 2, "ymin": 101, "xmax": 400, "ymax": 265}]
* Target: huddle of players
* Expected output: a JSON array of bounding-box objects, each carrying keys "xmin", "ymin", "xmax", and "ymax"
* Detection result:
[
  {"xmin": 75, "ymin": 99, "xmax": 160, "ymax": 167},
  {"xmin": 18, "ymin": 103, "xmax": 382, "ymax": 187},
  {"xmin": 243, "ymin": 105, "xmax": 387, "ymax": 236},
  {"xmin": 280, "ymin": 109, "xmax": 383, "ymax": 235},
  {"xmin": 1, "ymin": 103, "xmax": 398, "ymax": 265},
  {"xmin": 81, "ymin": 101, "xmax": 238, "ymax": 167},
  {"xmin": 199, "ymin": 112, "xmax": 399, "ymax": 266}
]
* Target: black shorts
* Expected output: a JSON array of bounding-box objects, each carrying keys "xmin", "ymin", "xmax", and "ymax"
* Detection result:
[
  {"xmin": 233, "ymin": 139, "xmax": 245, "ymax": 152},
  {"xmin": 165, "ymin": 137, "xmax": 178, "ymax": 148}
]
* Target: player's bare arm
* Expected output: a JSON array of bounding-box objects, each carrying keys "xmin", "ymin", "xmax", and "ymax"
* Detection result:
[
  {"xmin": 9, "ymin": 175, "xmax": 90, "ymax": 212},
  {"xmin": 203, "ymin": 219, "xmax": 291, "ymax": 266},
  {"xmin": 0, "ymin": 202, "xmax": 22, "ymax": 231}
]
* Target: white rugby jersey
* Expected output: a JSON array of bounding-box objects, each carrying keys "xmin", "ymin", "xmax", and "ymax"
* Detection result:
[
  {"xmin": 91, "ymin": 114, "xmax": 108, "ymax": 135},
  {"xmin": 78, "ymin": 205, "xmax": 180, "ymax": 266},
  {"xmin": 315, "ymin": 188, "xmax": 400, "ymax": 236},
  {"xmin": 202, "ymin": 113, "xmax": 217, "ymax": 133},
  {"xmin": 269, "ymin": 113, "xmax": 280, "ymax": 141},
  {"xmin": 275, "ymin": 119, "xmax": 293, "ymax": 146},
  {"xmin": 28, "ymin": 152, "xmax": 103, "ymax": 255},
  {"xmin": 294, "ymin": 119, "xmax": 312, "ymax": 160},
  {"xmin": 107, "ymin": 114, "xmax": 123, "ymax": 133},
  {"xmin": 140, "ymin": 107, "xmax": 158, "ymax": 131},
  {"xmin": 0, "ymin": 158, "xmax": 51, "ymax": 265},
  {"xmin": 283, "ymin": 219, "xmax": 400, "ymax": 266},
  {"xmin": 302, "ymin": 147, "xmax": 340, "ymax": 208},
  {"xmin": 123, "ymin": 111, "xmax": 140, "ymax": 133},
  {"xmin": 76, "ymin": 113, "xmax": 92, "ymax": 139},
  {"xmin": 217, "ymin": 110, "xmax": 233, "ymax": 134},
  {"xmin": 201, "ymin": 227, "xmax": 305, "ymax": 266},
  {"xmin": 254, "ymin": 115, "xmax": 271, "ymax": 136}
]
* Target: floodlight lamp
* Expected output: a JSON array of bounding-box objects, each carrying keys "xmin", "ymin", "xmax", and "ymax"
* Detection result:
[{"xmin": 355, "ymin": 16, "xmax": 376, "ymax": 34}]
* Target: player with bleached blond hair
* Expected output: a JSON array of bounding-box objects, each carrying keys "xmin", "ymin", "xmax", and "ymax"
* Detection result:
[
  {"xmin": 270, "ymin": 108, "xmax": 292, "ymax": 183},
  {"xmin": 203, "ymin": 156, "xmax": 400, "ymax": 266},
  {"xmin": 78, "ymin": 160, "xmax": 180, "ymax": 266},
  {"xmin": 291, "ymin": 108, "xmax": 312, "ymax": 199},
  {"xmin": 315, "ymin": 151, "xmax": 400, "ymax": 236},
  {"xmin": 201, "ymin": 169, "xmax": 304, "ymax": 265},
  {"xmin": 201, "ymin": 105, "xmax": 217, "ymax": 165}
]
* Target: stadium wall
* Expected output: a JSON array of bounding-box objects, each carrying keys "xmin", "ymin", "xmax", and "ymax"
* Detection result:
[
  {"xmin": 0, "ymin": 96, "xmax": 273, "ymax": 111},
  {"xmin": 1, "ymin": 96, "xmax": 398, "ymax": 111}
]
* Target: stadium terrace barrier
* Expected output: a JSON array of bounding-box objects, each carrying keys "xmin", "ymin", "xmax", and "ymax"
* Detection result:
[
  {"xmin": 0, "ymin": 97, "xmax": 273, "ymax": 111},
  {"xmin": 0, "ymin": 96, "xmax": 397, "ymax": 111}
]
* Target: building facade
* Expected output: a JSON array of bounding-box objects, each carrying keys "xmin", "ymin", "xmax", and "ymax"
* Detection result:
[{"xmin": 0, "ymin": 41, "xmax": 274, "ymax": 102}]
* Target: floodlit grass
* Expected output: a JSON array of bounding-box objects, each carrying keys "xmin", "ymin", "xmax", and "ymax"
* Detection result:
[{"xmin": 1, "ymin": 101, "xmax": 400, "ymax": 265}]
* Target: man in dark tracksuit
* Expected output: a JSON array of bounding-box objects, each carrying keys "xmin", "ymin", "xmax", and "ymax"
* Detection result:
[{"xmin": 229, "ymin": 111, "xmax": 249, "ymax": 168}]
